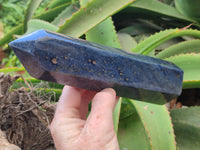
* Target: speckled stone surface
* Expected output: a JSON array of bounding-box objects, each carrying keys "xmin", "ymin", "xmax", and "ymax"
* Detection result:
[{"xmin": 9, "ymin": 29, "xmax": 183, "ymax": 103}]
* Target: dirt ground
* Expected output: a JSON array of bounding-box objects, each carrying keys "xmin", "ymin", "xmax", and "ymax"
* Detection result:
[{"xmin": 0, "ymin": 73, "xmax": 56, "ymax": 150}]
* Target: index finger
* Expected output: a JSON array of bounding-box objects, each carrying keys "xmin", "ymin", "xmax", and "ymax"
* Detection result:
[{"xmin": 55, "ymin": 85, "xmax": 96, "ymax": 119}]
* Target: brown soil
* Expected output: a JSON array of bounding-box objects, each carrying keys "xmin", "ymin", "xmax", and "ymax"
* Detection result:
[{"xmin": 0, "ymin": 73, "xmax": 56, "ymax": 150}]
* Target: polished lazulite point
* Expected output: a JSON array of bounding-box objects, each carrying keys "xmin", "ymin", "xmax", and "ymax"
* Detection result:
[{"xmin": 9, "ymin": 29, "xmax": 183, "ymax": 104}]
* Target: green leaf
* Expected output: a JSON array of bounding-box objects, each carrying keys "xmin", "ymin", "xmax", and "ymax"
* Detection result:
[
  {"xmin": 132, "ymin": 28, "xmax": 200, "ymax": 55},
  {"xmin": 34, "ymin": 3, "xmax": 70, "ymax": 22},
  {"xmin": 181, "ymin": 80, "xmax": 200, "ymax": 89},
  {"xmin": 52, "ymin": 4, "xmax": 78, "ymax": 26},
  {"xmin": 133, "ymin": 101, "xmax": 175, "ymax": 150},
  {"xmin": 113, "ymin": 98, "xmax": 122, "ymax": 134},
  {"xmin": 57, "ymin": 0, "xmax": 135, "ymax": 37},
  {"xmin": 25, "ymin": 19, "xmax": 58, "ymax": 34},
  {"xmin": 79, "ymin": 0, "xmax": 92, "ymax": 7},
  {"xmin": 165, "ymin": 53, "xmax": 200, "ymax": 89},
  {"xmin": 24, "ymin": 0, "xmax": 43, "ymax": 32},
  {"xmin": 129, "ymin": 0, "xmax": 196, "ymax": 23},
  {"xmin": 156, "ymin": 40, "xmax": 200, "ymax": 59},
  {"xmin": 47, "ymin": 0, "xmax": 71, "ymax": 9},
  {"xmin": 86, "ymin": 18, "xmax": 122, "ymax": 48},
  {"xmin": 118, "ymin": 20, "xmax": 162, "ymax": 36},
  {"xmin": 175, "ymin": 0, "xmax": 200, "ymax": 21},
  {"xmin": 118, "ymin": 100, "xmax": 151, "ymax": 150},
  {"xmin": 118, "ymin": 99, "xmax": 176, "ymax": 150},
  {"xmin": 170, "ymin": 107, "xmax": 200, "ymax": 150},
  {"xmin": 117, "ymin": 33, "xmax": 137, "ymax": 51}
]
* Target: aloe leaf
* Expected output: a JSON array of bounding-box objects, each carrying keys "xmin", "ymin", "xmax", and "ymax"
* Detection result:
[
  {"xmin": 47, "ymin": 0, "xmax": 71, "ymax": 9},
  {"xmin": 25, "ymin": 19, "xmax": 58, "ymax": 34},
  {"xmin": 132, "ymin": 28, "xmax": 200, "ymax": 55},
  {"xmin": 86, "ymin": 18, "xmax": 122, "ymax": 48},
  {"xmin": 156, "ymin": 40, "xmax": 200, "ymax": 59},
  {"xmin": 129, "ymin": 0, "xmax": 195, "ymax": 23},
  {"xmin": 170, "ymin": 107, "xmax": 200, "ymax": 150},
  {"xmin": 133, "ymin": 100, "xmax": 175, "ymax": 150},
  {"xmin": 118, "ymin": 99, "xmax": 176, "ymax": 150},
  {"xmin": 118, "ymin": 21, "xmax": 161, "ymax": 36},
  {"xmin": 57, "ymin": 0, "xmax": 135, "ymax": 37},
  {"xmin": 34, "ymin": 3, "xmax": 69, "ymax": 22},
  {"xmin": 147, "ymin": 38, "xmax": 182, "ymax": 57},
  {"xmin": 113, "ymin": 98, "xmax": 122, "ymax": 133},
  {"xmin": 79, "ymin": 0, "xmax": 91, "ymax": 7},
  {"xmin": 175, "ymin": 0, "xmax": 200, "ymax": 21},
  {"xmin": 24, "ymin": 0, "xmax": 43, "ymax": 32},
  {"xmin": 165, "ymin": 53, "xmax": 200, "ymax": 89},
  {"xmin": 182, "ymin": 81, "xmax": 200, "ymax": 89},
  {"xmin": 52, "ymin": 4, "xmax": 78, "ymax": 26},
  {"xmin": 118, "ymin": 100, "xmax": 151, "ymax": 150},
  {"xmin": 118, "ymin": 33, "xmax": 137, "ymax": 51}
]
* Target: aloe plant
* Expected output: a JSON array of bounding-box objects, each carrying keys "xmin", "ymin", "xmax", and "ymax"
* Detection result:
[
  {"xmin": 175, "ymin": 0, "xmax": 200, "ymax": 21},
  {"xmin": 1, "ymin": 0, "xmax": 200, "ymax": 149}
]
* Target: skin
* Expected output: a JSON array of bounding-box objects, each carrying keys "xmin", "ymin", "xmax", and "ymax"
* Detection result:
[{"xmin": 50, "ymin": 85, "xmax": 119, "ymax": 150}]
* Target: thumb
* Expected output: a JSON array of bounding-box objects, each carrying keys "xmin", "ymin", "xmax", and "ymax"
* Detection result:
[{"xmin": 84, "ymin": 88, "xmax": 118, "ymax": 138}]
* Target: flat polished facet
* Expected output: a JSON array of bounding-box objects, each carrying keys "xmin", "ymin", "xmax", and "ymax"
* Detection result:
[{"xmin": 9, "ymin": 29, "xmax": 183, "ymax": 104}]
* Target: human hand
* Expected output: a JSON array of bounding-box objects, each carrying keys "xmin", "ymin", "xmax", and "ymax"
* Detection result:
[{"xmin": 50, "ymin": 85, "xmax": 119, "ymax": 150}]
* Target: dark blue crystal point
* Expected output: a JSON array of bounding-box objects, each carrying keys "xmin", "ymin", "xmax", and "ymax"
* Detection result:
[{"xmin": 9, "ymin": 29, "xmax": 183, "ymax": 104}]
